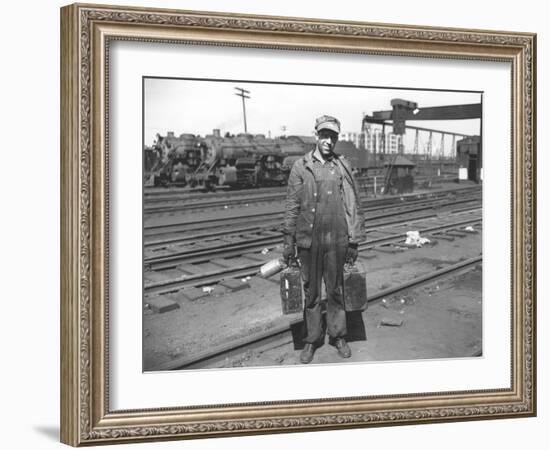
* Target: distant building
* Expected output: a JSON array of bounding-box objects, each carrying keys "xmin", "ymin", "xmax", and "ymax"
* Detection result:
[
  {"xmin": 339, "ymin": 131, "xmax": 366, "ymax": 150},
  {"xmin": 362, "ymin": 125, "xmax": 402, "ymax": 154}
]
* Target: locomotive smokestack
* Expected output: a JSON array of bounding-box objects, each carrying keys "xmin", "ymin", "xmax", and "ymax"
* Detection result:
[{"xmin": 213, "ymin": 129, "xmax": 221, "ymax": 138}]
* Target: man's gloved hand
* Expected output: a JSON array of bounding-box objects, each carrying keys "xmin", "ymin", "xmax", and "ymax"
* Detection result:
[
  {"xmin": 282, "ymin": 235, "xmax": 296, "ymax": 265},
  {"xmin": 346, "ymin": 243, "xmax": 359, "ymax": 265}
]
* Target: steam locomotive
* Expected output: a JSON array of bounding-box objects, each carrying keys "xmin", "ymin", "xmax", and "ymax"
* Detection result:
[
  {"xmin": 145, "ymin": 130, "xmax": 319, "ymax": 189},
  {"xmin": 145, "ymin": 130, "xmax": 370, "ymax": 189}
]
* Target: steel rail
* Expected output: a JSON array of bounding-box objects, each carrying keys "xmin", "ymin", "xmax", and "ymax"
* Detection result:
[
  {"xmin": 144, "ymin": 214, "xmax": 482, "ymax": 293},
  {"xmin": 146, "ymin": 209, "xmax": 481, "ymax": 271},
  {"xmin": 143, "ymin": 189, "xmax": 481, "ymax": 239},
  {"xmin": 143, "ymin": 173, "xmax": 461, "ymax": 204},
  {"xmin": 144, "ymin": 191, "xmax": 286, "ymax": 213},
  {"xmin": 144, "ymin": 211, "xmax": 439, "ymax": 259},
  {"xmin": 144, "ymin": 196, "xmax": 481, "ymax": 256},
  {"xmin": 143, "ymin": 182, "xmax": 479, "ymax": 215}
]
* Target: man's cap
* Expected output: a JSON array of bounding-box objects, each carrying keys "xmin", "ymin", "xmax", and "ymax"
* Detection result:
[{"xmin": 315, "ymin": 115, "xmax": 341, "ymax": 134}]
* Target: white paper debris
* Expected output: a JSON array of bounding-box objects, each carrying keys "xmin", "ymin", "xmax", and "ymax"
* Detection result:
[
  {"xmin": 261, "ymin": 248, "xmax": 270, "ymax": 255},
  {"xmin": 202, "ymin": 286, "xmax": 214, "ymax": 293},
  {"xmin": 464, "ymin": 226, "xmax": 475, "ymax": 232},
  {"xmin": 405, "ymin": 230, "xmax": 431, "ymax": 247}
]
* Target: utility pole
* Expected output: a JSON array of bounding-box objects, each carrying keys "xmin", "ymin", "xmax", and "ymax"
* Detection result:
[{"xmin": 234, "ymin": 87, "xmax": 250, "ymax": 133}]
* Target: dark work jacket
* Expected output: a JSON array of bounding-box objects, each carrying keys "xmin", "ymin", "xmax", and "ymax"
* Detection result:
[{"xmin": 283, "ymin": 150, "xmax": 364, "ymax": 248}]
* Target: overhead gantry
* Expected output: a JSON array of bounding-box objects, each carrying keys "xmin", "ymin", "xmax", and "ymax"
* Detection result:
[{"xmin": 362, "ymin": 99, "xmax": 482, "ymax": 156}]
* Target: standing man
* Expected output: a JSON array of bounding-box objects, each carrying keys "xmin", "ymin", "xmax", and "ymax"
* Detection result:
[{"xmin": 283, "ymin": 115, "xmax": 364, "ymax": 364}]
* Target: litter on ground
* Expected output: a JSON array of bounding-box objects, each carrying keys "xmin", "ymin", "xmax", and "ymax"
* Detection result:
[{"xmin": 405, "ymin": 230, "xmax": 431, "ymax": 247}]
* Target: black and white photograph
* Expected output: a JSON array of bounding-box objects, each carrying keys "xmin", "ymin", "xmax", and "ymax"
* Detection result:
[{"xmin": 142, "ymin": 78, "xmax": 483, "ymax": 372}]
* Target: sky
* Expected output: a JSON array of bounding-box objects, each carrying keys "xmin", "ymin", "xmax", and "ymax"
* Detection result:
[{"xmin": 144, "ymin": 77, "xmax": 482, "ymax": 153}]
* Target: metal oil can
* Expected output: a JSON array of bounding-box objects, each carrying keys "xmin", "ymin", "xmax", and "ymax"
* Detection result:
[
  {"xmin": 280, "ymin": 264, "xmax": 303, "ymax": 315},
  {"xmin": 260, "ymin": 258, "xmax": 286, "ymax": 278},
  {"xmin": 343, "ymin": 262, "xmax": 368, "ymax": 312}
]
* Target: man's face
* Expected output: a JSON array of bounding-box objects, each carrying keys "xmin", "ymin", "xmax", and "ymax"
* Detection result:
[{"xmin": 316, "ymin": 129, "xmax": 339, "ymax": 156}]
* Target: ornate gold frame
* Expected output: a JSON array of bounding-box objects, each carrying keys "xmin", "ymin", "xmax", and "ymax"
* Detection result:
[{"xmin": 60, "ymin": 3, "xmax": 536, "ymax": 446}]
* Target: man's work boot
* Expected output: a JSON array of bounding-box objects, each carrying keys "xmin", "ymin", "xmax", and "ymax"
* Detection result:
[
  {"xmin": 335, "ymin": 338, "xmax": 351, "ymax": 358},
  {"xmin": 300, "ymin": 343, "xmax": 316, "ymax": 364}
]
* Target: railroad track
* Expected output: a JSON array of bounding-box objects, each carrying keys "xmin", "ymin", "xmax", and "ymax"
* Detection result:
[
  {"xmin": 144, "ymin": 191, "xmax": 286, "ymax": 214},
  {"xmin": 144, "ymin": 185, "xmax": 282, "ymax": 200},
  {"xmin": 144, "ymin": 194, "xmax": 481, "ymax": 252},
  {"xmin": 144, "ymin": 193, "xmax": 481, "ymax": 250},
  {"xmin": 144, "ymin": 209, "xmax": 482, "ymax": 295},
  {"xmin": 143, "ymin": 175, "xmax": 465, "ymax": 214},
  {"xmin": 151, "ymin": 255, "xmax": 482, "ymax": 371},
  {"xmin": 144, "ymin": 186, "xmax": 482, "ymax": 239}
]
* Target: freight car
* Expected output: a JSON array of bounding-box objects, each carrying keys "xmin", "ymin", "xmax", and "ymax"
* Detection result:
[{"xmin": 145, "ymin": 130, "xmax": 363, "ymax": 188}]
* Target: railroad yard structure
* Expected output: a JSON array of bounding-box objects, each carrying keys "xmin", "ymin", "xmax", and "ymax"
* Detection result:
[{"xmin": 143, "ymin": 94, "xmax": 483, "ymax": 372}]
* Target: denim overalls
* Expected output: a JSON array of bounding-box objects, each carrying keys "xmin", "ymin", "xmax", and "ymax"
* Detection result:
[{"xmin": 298, "ymin": 157, "xmax": 348, "ymax": 343}]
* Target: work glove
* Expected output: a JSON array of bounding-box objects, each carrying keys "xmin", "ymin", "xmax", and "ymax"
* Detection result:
[
  {"xmin": 282, "ymin": 235, "xmax": 296, "ymax": 265},
  {"xmin": 346, "ymin": 243, "xmax": 359, "ymax": 265}
]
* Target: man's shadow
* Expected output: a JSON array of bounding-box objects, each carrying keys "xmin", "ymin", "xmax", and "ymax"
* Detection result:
[{"xmin": 290, "ymin": 308, "xmax": 367, "ymax": 350}]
